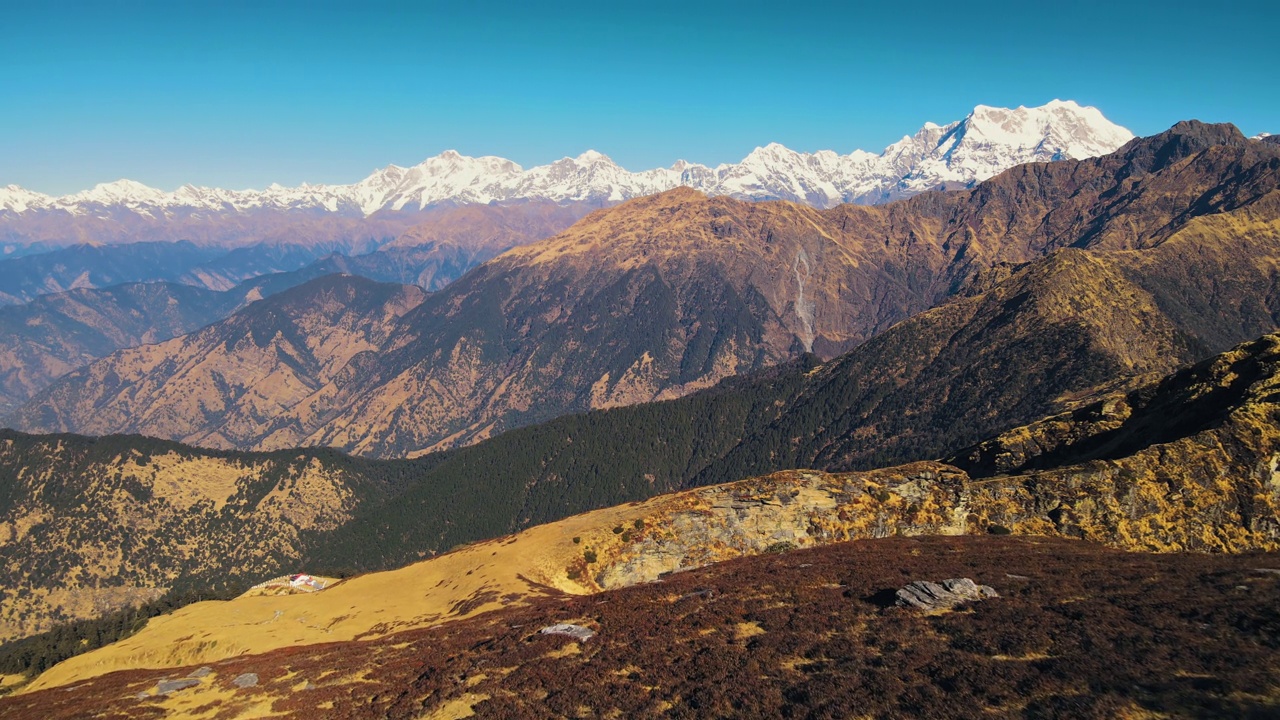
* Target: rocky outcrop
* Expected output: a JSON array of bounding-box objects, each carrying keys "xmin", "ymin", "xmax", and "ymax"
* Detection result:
[
  {"xmin": 569, "ymin": 335, "xmax": 1280, "ymax": 591},
  {"xmin": 895, "ymin": 578, "xmax": 998, "ymax": 610},
  {"xmin": 538, "ymin": 624, "xmax": 596, "ymax": 641}
]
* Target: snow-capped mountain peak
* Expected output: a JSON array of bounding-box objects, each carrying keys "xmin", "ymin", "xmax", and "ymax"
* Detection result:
[
  {"xmin": 574, "ymin": 149, "xmax": 611, "ymax": 163},
  {"xmin": 962, "ymin": 100, "xmax": 1132, "ymax": 158},
  {"xmin": 65, "ymin": 179, "xmax": 167, "ymax": 207},
  {"xmin": 0, "ymin": 185, "xmax": 54, "ymax": 213},
  {"xmin": 1, "ymin": 100, "xmax": 1135, "ymax": 223},
  {"xmin": 839, "ymin": 99, "xmax": 1135, "ymax": 203}
]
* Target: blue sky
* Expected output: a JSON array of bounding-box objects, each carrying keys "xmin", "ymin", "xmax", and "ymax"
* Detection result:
[{"xmin": 3, "ymin": 0, "xmax": 1276, "ymax": 195}]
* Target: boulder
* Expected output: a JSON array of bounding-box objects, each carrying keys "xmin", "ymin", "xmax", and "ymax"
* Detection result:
[
  {"xmin": 895, "ymin": 578, "xmax": 998, "ymax": 611},
  {"xmin": 538, "ymin": 623, "xmax": 596, "ymax": 641},
  {"xmin": 155, "ymin": 678, "xmax": 200, "ymax": 694}
]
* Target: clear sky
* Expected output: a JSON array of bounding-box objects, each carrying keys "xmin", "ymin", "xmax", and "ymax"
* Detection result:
[{"xmin": 3, "ymin": 0, "xmax": 1276, "ymax": 195}]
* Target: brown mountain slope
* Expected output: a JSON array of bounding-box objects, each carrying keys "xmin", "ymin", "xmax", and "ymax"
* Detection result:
[
  {"xmin": 681, "ymin": 188, "xmax": 1280, "ymax": 480},
  {"xmin": 0, "ymin": 264, "xmax": 359, "ymax": 416},
  {"xmin": 0, "ymin": 283, "xmax": 246, "ymax": 414},
  {"xmin": 12, "ymin": 122, "xmax": 1280, "ymax": 457},
  {"xmin": 12, "ymin": 275, "xmax": 425, "ymax": 450},
  {"xmin": 8, "ymin": 536, "xmax": 1277, "ymax": 719},
  {"xmin": 0, "ymin": 202, "xmax": 585, "ymax": 417},
  {"xmin": 307, "ymin": 189, "xmax": 958, "ymax": 456}
]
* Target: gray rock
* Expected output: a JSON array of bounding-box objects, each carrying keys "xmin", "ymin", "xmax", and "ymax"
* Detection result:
[
  {"xmin": 538, "ymin": 623, "xmax": 596, "ymax": 641},
  {"xmin": 895, "ymin": 577, "xmax": 998, "ymax": 611},
  {"xmin": 187, "ymin": 666, "xmax": 213, "ymax": 678},
  {"xmin": 156, "ymin": 678, "xmax": 201, "ymax": 694},
  {"xmin": 232, "ymin": 673, "xmax": 259, "ymax": 688}
]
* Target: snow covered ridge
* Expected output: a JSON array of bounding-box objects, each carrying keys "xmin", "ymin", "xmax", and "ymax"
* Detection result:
[{"xmin": 1, "ymin": 100, "xmax": 1133, "ymax": 216}]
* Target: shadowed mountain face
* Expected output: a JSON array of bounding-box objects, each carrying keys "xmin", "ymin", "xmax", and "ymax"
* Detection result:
[
  {"xmin": 0, "ymin": 238, "xmax": 402, "ymax": 308},
  {"xmin": 0, "ymin": 242, "xmax": 223, "ymax": 305},
  {"xmin": 10, "ymin": 122, "xmax": 1279, "ymax": 459}
]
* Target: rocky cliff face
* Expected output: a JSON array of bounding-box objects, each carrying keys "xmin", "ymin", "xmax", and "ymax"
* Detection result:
[{"xmin": 14, "ymin": 123, "xmax": 1279, "ymax": 458}]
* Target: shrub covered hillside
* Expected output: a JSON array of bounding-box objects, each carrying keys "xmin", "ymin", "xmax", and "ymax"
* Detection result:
[{"xmin": 5, "ymin": 536, "xmax": 1279, "ymax": 718}]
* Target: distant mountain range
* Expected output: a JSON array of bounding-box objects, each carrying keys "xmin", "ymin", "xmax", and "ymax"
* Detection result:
[
  {"xmin": 11, "ymin": 121, "xmax": 1273, "ymax": 460},
  {"xmin": 0, "ymin": 200, "xmax": 593, "ymax": 308},
  {"xmin": 0, "ymin": 101, "xmax": 1132, "ymax": 249}
]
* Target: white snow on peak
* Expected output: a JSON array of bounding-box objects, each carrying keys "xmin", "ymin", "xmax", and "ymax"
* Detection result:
[
  {"xmin": 0, "ymin": 185, "xmax": 54, "ymax": 213},
  {"xmin": 575, "ymin": 150, "xmax": 610, "ymax": 163},
  {"xmin": 1, "ymin": 101, "xmax": 1135, "ymax": 219},
  {"xmin": 64, "ymin": 179, "xmax": 167, "ymax": 206}
]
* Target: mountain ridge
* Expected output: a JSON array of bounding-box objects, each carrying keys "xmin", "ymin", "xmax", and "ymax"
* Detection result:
[
  {"xmin": 1, "ymin": 241, "xmax": 1279, "ymax": 665},
  {"xmin": 0, "ymin": 101, "xmax": 1131, "ymax": 234},
  {"xmin": 9, "ymin": 120, "xmax": 1271, "ymax": 458}
]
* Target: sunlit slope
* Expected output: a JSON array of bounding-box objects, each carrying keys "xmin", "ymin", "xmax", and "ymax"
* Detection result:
[
  {"xmin": 29, "ymin": 326, "xmax": 1280, "ymax": 689},
  {"xmin": 0, "ymin": 433, "xmax": 398, "ymax": 643}
]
